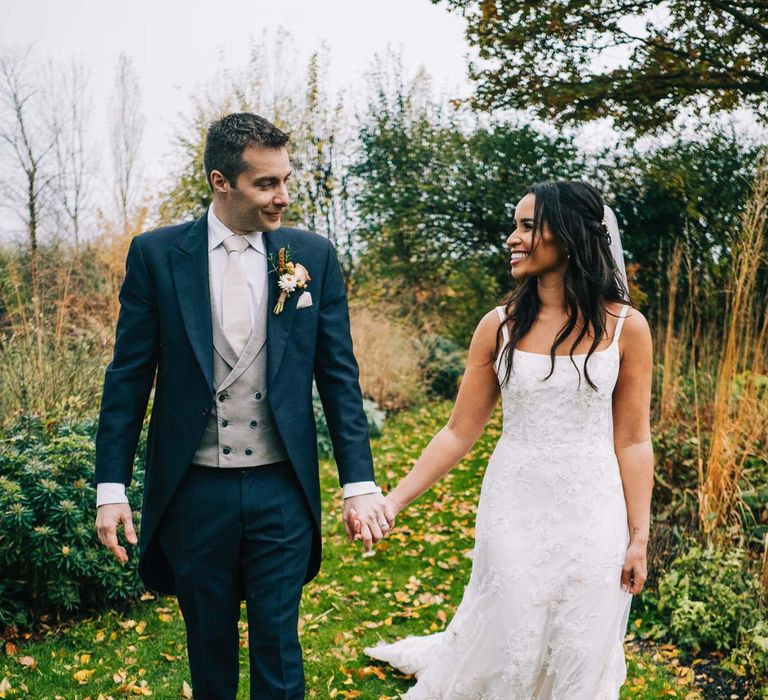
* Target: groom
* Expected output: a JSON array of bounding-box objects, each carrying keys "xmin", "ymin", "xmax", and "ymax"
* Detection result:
[{"xmin": 94, "ymin": 112, "xmax": 390, "ymax": 699}]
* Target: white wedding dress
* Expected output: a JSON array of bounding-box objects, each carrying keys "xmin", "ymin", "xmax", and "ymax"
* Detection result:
[{"xmin": 366, "ymin": 305, "xmax": 633, "ymax": 699}]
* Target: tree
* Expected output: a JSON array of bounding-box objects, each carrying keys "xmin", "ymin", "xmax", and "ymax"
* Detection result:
[
  {"xmin": 599, "ymin": 130, "xmax": 762, "ymax": 331},
  {"xmin": 0, "ymin": 50, "xmax": 56, "ymax": 257},
  {"xmin": 434, "ymin": 0, "xmax": 768, "ymax": 132},
  {"xmin": 350, "ymin": 55, "xmax": 586, "ymax": 341},
  {"xmin": 47, "ymin": 60, "xmax": 93, "ymax": 247},
  {"xmin": 290, "ymin": 48, "xmax": 348, "ymax": 251},
  {"xmin": 159, "ymin": 35, "xmax": 353, "ymax": 267},
  {"xmin": 110, "ymin": 54, "xmax": 144, "ymax": 231}
]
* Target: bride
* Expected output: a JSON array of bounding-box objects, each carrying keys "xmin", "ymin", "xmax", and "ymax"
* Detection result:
[{"xmin": 361, "ymin": 181, "xmax": 654, "ymax": 699}]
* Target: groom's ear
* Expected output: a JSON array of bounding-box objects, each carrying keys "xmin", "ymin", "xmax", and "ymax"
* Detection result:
[{"xmin": 209, "ymin": 169, "xmax": 230, "ymax": 194}]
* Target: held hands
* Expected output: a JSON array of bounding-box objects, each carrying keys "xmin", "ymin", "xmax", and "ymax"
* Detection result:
[
  {"xmin": 621, "ymin": 540, "xmax": 648, "ymax": 595},
  {"xmin": 95, "ymin": 503, "xmax": 138, "ymax": 564},
  {"xmin": 343, "ymin": 492, "xmax": 399, "ymax": 552}
]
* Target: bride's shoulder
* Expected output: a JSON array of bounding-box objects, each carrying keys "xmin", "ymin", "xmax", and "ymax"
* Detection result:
[
  {"xmin": 470, "ymin": 307, "xmax": 509, "ymax": 355},
  {"xmin": 477, "ymin": 305, "xmax": 508, "ymax": 333},
  {"xmin": 612, "ymin": 303, "xmax": 651, "ymax": 352}
]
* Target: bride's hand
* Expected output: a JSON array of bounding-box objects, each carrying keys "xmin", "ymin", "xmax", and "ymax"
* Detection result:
[
  {"xmin": 621, "ymin": 541, "xmax": 648, "ymax": 595},
  {"xmin": 382, "ymin": 493, "xmax": 401, "ymax": 529}
]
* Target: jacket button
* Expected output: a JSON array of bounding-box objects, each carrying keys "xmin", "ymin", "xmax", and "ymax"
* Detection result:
[
  {"xmin": 245, "ymin": 448, "xmax": 253, "ymax": 456},
  {"xmin": 222, "ymin": 447, "xmax": 232, "ymax": 455},
  {"xmin": 221, "ymin": 420, "xmax": 229, "ymax": 428},
  {"xmin": 250, "ymin": 420, "xmax": 258, "ymax": 428},
  {"xmin": 254, "ymin": 392, "xmax": 262, "ymax": 400},
  {"xmin": 219, "ymin": 393, "xmax": 227, "ymax": 402}
]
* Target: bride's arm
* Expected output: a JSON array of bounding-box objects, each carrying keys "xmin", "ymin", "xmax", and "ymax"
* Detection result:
[
  {"xmin": 612, "ymin": 308, "xmax": 654, "ymax": 594},
  {"xmin": 385, "ymin": 310, "xmax": 502, "ymax": 516}
]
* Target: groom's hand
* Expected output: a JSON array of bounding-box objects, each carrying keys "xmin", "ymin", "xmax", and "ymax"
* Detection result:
[
  {"xmin": 343, "ymin": 493, "xmax": 393, "ymax": 552},
  {"xmin": 95, "ymin": 503, "xmax": 138, "ymax": 564}
]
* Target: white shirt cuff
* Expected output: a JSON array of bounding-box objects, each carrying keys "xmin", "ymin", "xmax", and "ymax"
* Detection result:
[
  {"xmin": 96, "ymin": 482, "xmax": 129, "ymax": 507},
  {"xmin": 343, "ymin": 481, "xmax": 381, "ymax": 499}
]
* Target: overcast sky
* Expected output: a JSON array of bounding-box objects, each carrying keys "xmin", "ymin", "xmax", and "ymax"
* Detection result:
[{"xmin": 1, "ymin": 0, "xmax": 473, "ymax": 184}]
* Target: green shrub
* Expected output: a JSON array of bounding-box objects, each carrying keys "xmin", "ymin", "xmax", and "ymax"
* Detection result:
[
  {"xmin": 312, "ymin": 385, "xmax": 386, "ymax": 460},
  {"xmin": 0, "ymin": 417, "xmax": 145, "ymax": 629},
  {"xmin": 655, "ymin": 542, "xmax": 762, "ymax": 654},
  {"xmin": 422, "ymin": 336, "xmax": 465, "ymax": 400},
  {"xmin": 725, "ymin": 619, "xmax": 768, "ymax": 691}
]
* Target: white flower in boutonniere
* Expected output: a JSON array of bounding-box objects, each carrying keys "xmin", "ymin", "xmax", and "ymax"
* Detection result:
[{"xmin": 271, "ymin": 246, "xmax": 311, "ymax": 314}]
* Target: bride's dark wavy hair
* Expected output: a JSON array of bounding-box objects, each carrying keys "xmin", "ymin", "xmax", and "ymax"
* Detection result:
[{"xmin": 496, "ymin": 180, "xmax": 631, "ymax": 391}]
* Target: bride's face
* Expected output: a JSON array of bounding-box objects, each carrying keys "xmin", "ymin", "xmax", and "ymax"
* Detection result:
[{"xmin": 506, "ymin": 194, "xmax": 568, "ymax": 279}]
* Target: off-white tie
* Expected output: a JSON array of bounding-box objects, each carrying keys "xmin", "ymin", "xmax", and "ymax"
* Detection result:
[{"xmin": 221, "ymin": 234, "xmax": 252, "ymax": 355}]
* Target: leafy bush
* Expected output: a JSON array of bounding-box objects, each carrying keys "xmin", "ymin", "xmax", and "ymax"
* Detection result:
[
  {"xmin": 422, "ymin": 335, "xmax": 465, "ymax": 400},
  {"xmin": 655, "ymin": 543, "xmax": 762, "ymax": 654},
  {"xmin": 725, "ymin": 620, "xmax": 768, "ymax": 691},
  {"xmin": 313, "ymin": 385, "xmax": 386, "ymax": 460},
  {"xmin": 0, "ymin": 417, "xmax": 145, "ymax": 629}
]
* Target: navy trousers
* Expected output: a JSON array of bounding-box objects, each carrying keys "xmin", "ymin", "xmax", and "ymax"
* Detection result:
[{"xmin": 157, "ymin": 461, "xmax": 313, "ymax": 699}]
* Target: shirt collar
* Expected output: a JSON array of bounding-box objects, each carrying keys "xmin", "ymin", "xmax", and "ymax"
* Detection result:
[{"xmin": 207, "ymin": 205, "xmax": 265, "ymax": 255}]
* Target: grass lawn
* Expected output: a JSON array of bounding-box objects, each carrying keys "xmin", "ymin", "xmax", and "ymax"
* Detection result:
[{"xmin": 1, "ymin": 403, "xmax": 701, "ymax": 699}]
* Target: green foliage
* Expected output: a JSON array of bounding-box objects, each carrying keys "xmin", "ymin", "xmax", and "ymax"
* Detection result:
[
  {"xmin": 726, "ymin": 619, "xmax": 768, "ymax": 689},
  {"xmin": 312, "ymin": 384, "xmax": 386, "ymax": 460},
  {"xmin": 422, "ymin": 335, "xmax": 466, "ymax": 400},
  {"xmin": 0, "ymin": 418, "xmax": 145, "ymax": 629},
  {"xmin": 434, "ymin": 0, "xmax": 768, "ymax": 132},
  {"xmin": 600, "ymin": 131, "xmax": 763, "ymax": 329},
  {"xmin": 654, "ymin": 543, "xmax": 762, "ymax": 654},
  {"xmin": 350, "ymin": 58, "xmax": 585, "ymax": 341}
]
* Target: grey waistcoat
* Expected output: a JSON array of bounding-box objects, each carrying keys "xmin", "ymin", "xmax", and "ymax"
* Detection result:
[{"xmin": 191, "ymin": 270, "xmax": 289, "ymax": 468}]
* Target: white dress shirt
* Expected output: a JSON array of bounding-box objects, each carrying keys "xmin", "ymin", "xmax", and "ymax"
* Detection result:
[{"xmin": 96, "ymin": 206, "xmax": 379, "ymax": 507}]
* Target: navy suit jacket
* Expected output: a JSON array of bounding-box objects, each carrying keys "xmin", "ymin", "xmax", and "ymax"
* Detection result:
[{"xmin": 94, "ymin": 212, "xmax": 375, "ymax": 594}]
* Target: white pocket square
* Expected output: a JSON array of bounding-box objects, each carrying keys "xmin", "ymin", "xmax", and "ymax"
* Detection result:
[{"xmin": 296, "ymin": 291, "xmax": 313, "ymax": 309}]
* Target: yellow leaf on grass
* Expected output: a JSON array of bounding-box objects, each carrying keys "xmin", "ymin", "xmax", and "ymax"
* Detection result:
[
  {"xmin": 181, "ymin": 680, "xmax": 193, "ymax": 698},
  {"xmin": 135, "ymin": 621, "xmax": 147, "ymax": 635},
  {"xmin": 357, "ymin": 666, "xmax": 386, "ymax": 680},
  {"xmin": 158, "ymin": 613, "xmax": 173, "ymax": 622},
  {"xmin": 17, "ymin": 655, "xmax": 36, "ymax": 668},
  {"xmin": 94, "ymin": 630, "xmax": 106, "ymax": 642},
  {"xmin": 80, "ymin": 653, "xmax": 91, "ymax": 664},
  {"xmin": 119, "ymin": 620, "xmax": 137, "ymax": 630},
  {"xmin": 161, "ymin": 652, "xmax": 178, "ymax": 662},
  {"xmin": 0, "ymin": 676, "xmax": 12, "ymax": 698},
  {"xmin": 74, "ymin": 668, "xmax": 95, "ymax": 683},
  {"xmin": 124, "ymin": 680, "xmax": 152, "ymax": 696}
]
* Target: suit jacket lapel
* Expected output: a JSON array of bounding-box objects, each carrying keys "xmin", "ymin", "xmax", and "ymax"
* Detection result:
[
  {"xmin": 265, "ymin": 229, "xmax": 300, "ymax": 383},
  {"xmin": 170, "ymin": 213, "xmax": 214, "ymax": 392}
]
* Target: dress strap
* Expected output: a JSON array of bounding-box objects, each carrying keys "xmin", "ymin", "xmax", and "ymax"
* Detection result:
[
  {"xmin": 611, "ymin": 304, "xmax": 630, "ymax": 347},
  {"xmin": 496, "ymin": 306, "xmax": 510, "ymax": 344}
]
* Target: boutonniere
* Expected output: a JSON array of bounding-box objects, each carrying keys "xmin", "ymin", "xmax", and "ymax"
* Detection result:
[{"xmin": 270, "ymin": 246, "xmax": 311, "ymax": 314}]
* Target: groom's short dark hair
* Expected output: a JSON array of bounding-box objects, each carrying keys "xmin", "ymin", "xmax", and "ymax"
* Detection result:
[{"xmin": 204, "ymin": 112, "xmax": 289, "ymax": 189}]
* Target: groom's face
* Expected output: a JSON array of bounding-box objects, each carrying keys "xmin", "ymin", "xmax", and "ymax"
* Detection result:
[
  {"xmin": 215, "ymin": 145, "xmax": 292, "ymax": 233},
  {"xmin": 507, "ymin": 194, "xmax": 567, "ymax": 279}
]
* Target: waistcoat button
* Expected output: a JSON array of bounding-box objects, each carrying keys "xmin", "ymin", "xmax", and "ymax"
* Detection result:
[
  {"xmin": 219, "ymin": 393, "xmax": 227, "ymax": 402},
  {"xmin": 245, "ymin": 448, "xmax": 253, "ymax": 456},
  {"xmin": 221, "ymin": 420, "xmax": 229, "ymax": 427},
  {"xmin": 250, "ymin": 420, "xmax": 258, "ymax": 428},
  {"xmin": 254, "ymin": 392, "xmax": 262, "ymax": 400},
  {"xmin": 222, "ymin": 447, "xmax": 232, "ymax": 455}
]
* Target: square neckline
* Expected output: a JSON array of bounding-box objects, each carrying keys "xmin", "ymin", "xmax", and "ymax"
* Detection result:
[{"xmin": 496, "ymin": 304, "xmax": 629, "ymax": 359}]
